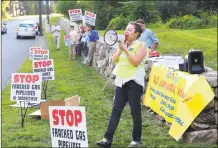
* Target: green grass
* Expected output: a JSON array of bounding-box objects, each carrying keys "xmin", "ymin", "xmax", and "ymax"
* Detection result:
[
  {"xmin": 99, "ymin": 28, "xmax": 217, "ymax": 70},
  {"xmin": 2, "ymin": 17, "xmax": 217, "ymax": 147}
]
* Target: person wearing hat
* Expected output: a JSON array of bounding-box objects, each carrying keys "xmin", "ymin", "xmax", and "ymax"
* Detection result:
[
  {"xmin": 68, "ymin": 24, "xmax": 80, "ymax": 60},
  {"xmin": 51, "ymin": 22, "xmax": 61, "ymax": 50}
]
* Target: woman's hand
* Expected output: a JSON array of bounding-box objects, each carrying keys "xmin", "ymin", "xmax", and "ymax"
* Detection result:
[{"xmin": 118, "ymin": 42, "xmax": 127, "ymax": 52}]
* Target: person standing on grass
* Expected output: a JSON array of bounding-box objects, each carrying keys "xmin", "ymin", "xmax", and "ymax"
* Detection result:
[
  {"xmin": 136, "ymin": 19, "xmax": 159, "ymax": 52},
  {"xmin": 83, "ymin": 25, "xmax": 99, "ymax": 66},
  {"xmin": 51, "ymin": 22, "xmax": 61, "ymax": 50},
  {"xmin": 97, "ymin": 21, "xmax": 148, "ymax": 147},
  {"xmin": 68, "ymin": 24, "xmax": 79, "ymax": 60}
]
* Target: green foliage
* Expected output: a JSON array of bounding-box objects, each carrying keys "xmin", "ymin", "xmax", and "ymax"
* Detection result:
[
  {"xmin": 2, "ymin": 1, "xmax": 10, "ymax": 18},
  {"xmin": 166, "ymin": 13, "xmax": 217, "ymax": 29},
  {"xmin": 107, "ymin": 15, "xmax": 128, "ymax": 30},
  {"xmin": 94, "ymin": 1, "xmax": 121, "ymax": 29},
  {"xmin": 56, "ymin": 1, "xmax": 94, "ymax": 19}
]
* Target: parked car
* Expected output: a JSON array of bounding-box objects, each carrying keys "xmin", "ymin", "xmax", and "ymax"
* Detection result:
[
  {"xmin": 16, "ymin": 21, "xmax": 38, "ymax": 39},
  {"xmin": 1, "ymin": 22, "xmax": 7, "ymax": 34}
]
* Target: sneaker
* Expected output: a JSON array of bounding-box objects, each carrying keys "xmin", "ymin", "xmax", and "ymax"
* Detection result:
[
  {"xmin": 127, "ymin": 141, "xmax": 143, "ymax": 147},
  {"xmin": 97, "ymin": 138, "xmax": 112, "ymax": 148}
]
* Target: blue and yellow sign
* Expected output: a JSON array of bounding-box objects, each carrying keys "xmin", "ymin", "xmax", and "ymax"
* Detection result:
[{"xmin": 143, "ymin": 63, "xmax": 214, "ymax": 141}]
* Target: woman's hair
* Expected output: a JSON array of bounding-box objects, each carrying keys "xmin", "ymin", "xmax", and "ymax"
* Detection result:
[
  {"xmin": 128, "ymin": 21, "xmax": 143, "ymax": 39},
  {"xmin": 89, "ymin": 25, "xmax": 95, "ymax": 30}
]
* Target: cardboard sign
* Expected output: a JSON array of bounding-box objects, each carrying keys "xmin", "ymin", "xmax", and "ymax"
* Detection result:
[
  {"xmin": 84, "ymin": 10, "xmax": 96, "ymax": 26},
  {"xmin": 30, "ymin": 48, "xmax": 49, "ymax": 60},
  {"xmin": 68, "ymin": 9, "xmax": 83, "ymax": 21},
  {"xmin": 29, "ymin": 47, "xmax": 41, "ymax": 60},
  {"xmin": 33, "ymin": 59, "xmax": 55, "ymax": 81},
  {"xmin": 32, "ymin": 59, "xmax": 55, "ymax": 81},
  {"xmin": 64, "ymin": 35, "xmax": 73, "ymax": 46},
  {"xmin": 143, "ymin": 63, "xmax": 215, "ymax": 141},
  {"xmin": 10, "ymin": 73, "xmax": 42, "ymax": 103},
  {"xmin": 49, "ymin": 106, "xmax": 88, "ymax": 148}
]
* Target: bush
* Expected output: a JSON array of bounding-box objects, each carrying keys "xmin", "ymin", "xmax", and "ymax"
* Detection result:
[
  {"xmin": 107, "ymin": 15, "xmax": 129, "ymax": 30},
  {"xmin": 166, "ymin": 13, "xmax": 217, "ymax": 29}
]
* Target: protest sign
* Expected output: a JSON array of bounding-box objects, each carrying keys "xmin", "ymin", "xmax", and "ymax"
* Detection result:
[
  {"xmin": 29, "ymin": 47, "xmax": 41, "ymax": 60},
  {"xmin": 64, "ymin": 35, "xmax": 73, "ymax": 46},
  {"xmin": 143, "ymin": 63, "xmax": 215, "ymax": 141},
  {"xmin": 10, "ymin": 73, "xmax": 42, "ymax": 103},
  {"xmin": 68, "ymin": 9, "xmax": 83, "ymax": 21},
  {"xmin": 33, "ymin": 59, "xmax": 55, "ymax": 81},
  {"xmin": 30, "ymin": 48, "xmax": 49, "ymax": 60},
  {"xmin": 84, "ymin": 10, "xmax": 96, "ymax": 26},
  {"xmin": 49, "ymin": 106, "xmax": 88, "ymax": 148}
]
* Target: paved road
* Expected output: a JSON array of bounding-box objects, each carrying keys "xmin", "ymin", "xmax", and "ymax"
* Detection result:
[{"xmin": 1, "ymin": 16, "xmax": 45, "ymax": 90}]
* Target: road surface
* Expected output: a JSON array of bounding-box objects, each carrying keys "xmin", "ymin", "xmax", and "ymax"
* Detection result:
[{"xmin": 1, "ymin": 16, "xmax": 45, "ymax": 90}]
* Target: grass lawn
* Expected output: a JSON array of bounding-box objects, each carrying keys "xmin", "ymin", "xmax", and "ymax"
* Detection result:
[{"xmin": 1, "ymin": 17, "xmax": 217, "ymax": 147}]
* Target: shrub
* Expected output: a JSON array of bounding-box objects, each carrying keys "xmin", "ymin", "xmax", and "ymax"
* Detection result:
[
  {"xmin": 167, "ymin": 13, "xmax": 217, "ymax": 29},
  {"xmin": 107, "ymin": 15, "xmax": 128, "ymax": 30}
]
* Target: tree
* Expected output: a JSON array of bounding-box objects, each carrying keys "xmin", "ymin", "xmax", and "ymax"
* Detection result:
[
  {"xmin": 94, "ymin": 1, "xmax": 122, "ymax": 29},
  {"xmin": 2, "ymin": 1, "xmax": 10, "ymax": 18},
  {"xmin": 156, "ymin": 1, "xmax": 197, "ymax": 23}
]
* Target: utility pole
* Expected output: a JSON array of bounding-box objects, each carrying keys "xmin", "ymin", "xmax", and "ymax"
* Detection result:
[
  {"xmin": 46, "ymin": 0, "xmax": 50, "ymax": 24},
  {"xmin": 38, "ymin": 0, "xmax": 43, "ymax": 36}
]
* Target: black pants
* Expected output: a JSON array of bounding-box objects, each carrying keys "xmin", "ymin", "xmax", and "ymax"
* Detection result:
[{"xmin": 104, "ymin": 80, "xmax": 143, "ymax": 142}]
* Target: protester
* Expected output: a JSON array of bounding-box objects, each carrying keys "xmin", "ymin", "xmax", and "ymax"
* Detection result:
[
  {"xmin": 136, "ymin": 19, "xmax": 159, "ymax": 51},
  {"xmin": 51, "ymin": 22, "xmax": 61, "ymax": 50},
  {"xmin": 78, "ymin": 26, "xmax": 90, "ymax": 60},
  {"xmin": 97, "ymin": 21, "xmax": 147, "ymax": 147},
  {"xmin": 83, "ymin": 25, "xmax": 99, "ymax": 66},
  {"xmin": 68, "ymin": 24, "xmax": 81, "ymax": 60}
]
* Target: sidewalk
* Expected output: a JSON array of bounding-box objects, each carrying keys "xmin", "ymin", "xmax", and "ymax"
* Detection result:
[{"xmin": 33, "ymin": 35, "xmax": 48, "ymax": 49}]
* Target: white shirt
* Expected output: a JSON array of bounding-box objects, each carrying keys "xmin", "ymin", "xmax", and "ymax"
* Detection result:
[{"xmin": 51, "ymin": 25, "xmax": 61, "ymax": 37}]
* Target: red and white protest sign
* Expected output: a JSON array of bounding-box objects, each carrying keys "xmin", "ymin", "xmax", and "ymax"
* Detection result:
[
  {"xmin": 10, "ymin": 73, "xmax": 42, "ymax": 103},
  {"xmin": 29, "ymin": 47, "xmax": 41, "ymax": 60},
  {"xmin": 64, "ymin": 35, "xmax": 73, "ymax": 46},
  {"xmin": 29, "ymin": 48, "xmax": 49, "ymax": 60},
  {"xmin": 49, "ymin": 106, "xmax": 88, "ymax": 148},
  {"xmin": 32, "ymin": 59, "xmax": 55, "ymax": 81},
  {"xmin": 84, "ymin": 10, "xmax": 96, "ymax": 26},
  {"xmin": 68, "ymin": 9, "xmax": 83, "ymax": 21}
]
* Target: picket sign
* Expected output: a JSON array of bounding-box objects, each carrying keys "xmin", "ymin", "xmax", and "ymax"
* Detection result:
[
  {"xmin": 64, "ymin": 35, "xmax": 73, "ymax": 46},
  {"xmin": 68, "ymin": 9, "xmax": 83, "ymax": 21},
  {"xmin": 32, "ymin": 59, "xmax": 55, "ymax": 81},
  {"xmin": 49, "ymin": 106, "xmax": 88, "ymax": 148},
  {"xmin": 29, "ymin": 47, "xmax": 49, "ymax": 60},
  {"xmin": 10, "ymin": 73, "xmax": 42, "ymax": 127},
  {"xmin": 84, "ymin": 10, "xmax": 96, "ymax": 26}
]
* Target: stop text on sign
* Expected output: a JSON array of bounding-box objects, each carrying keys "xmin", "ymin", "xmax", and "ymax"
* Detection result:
[
  {"xmin": 34, "ymin": 60, "xmax": 52, "ymax": 68},
  {"xmin": 52, "ymin": 109, "xmax": 82, "ymax": 127},
  {"xmin": 34, "ymin": 49, "xmax": 48, "ymax": 54},
  {"xmin": 85, "ymin": 11, "xmax": 96, "ymax": 18},
  {"xmin": 13, "ymin": 74, "xmax": 40, "ymax": 83},
  {"xmin": 69, "ymin": 9, "xmax": 81, "ymax": 14}
]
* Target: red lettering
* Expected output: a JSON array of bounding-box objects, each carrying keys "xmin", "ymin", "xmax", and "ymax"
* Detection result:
[
  {"xmin": 34, "ymin": 61, "xmax": 52, "ymax": 68},
  {"xmin": 74, "ymin": 110, "xmax": 82, "ymax": 127},
  {"xmin": 20, "ymin": 75, "xmax": 25, "ymax": 83},
  {"xmin": 14, "ymin": 74, "xmax": 19, "ymax": 83},
  {"xmin": 59, "ymin": 110, "xmax": 65, "ymax": 125},
  {"xmin": 66, "ymin": 110, "xmax": 74, "ymax": 126},
  {"xmin": 13, "ymin": 74, "xmax": 39, "ymax": 83},
  {"xmin": 26, "ymin": 74, "xmax": 32, "ymax": 83},
  {"xmin": 52, "ymin": 109, "xmax": 59, "ymax": 125},
  {"xmin": 33, "ymin": 75, "xmax": 39, "ymax": 83}
]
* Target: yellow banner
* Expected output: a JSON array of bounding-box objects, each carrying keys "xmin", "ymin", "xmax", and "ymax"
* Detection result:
[{"xmin": 143, "ymin": 63, "xmax": 214, "ymax": 141}]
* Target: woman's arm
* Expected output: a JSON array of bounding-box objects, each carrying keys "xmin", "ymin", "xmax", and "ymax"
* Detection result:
[
  {"xmin": 119, "ymin": 43, "xmax": 147, "ymax": 66},
  {"xmin": 112, "ymin": 48, "xmax": 123, "ymax": 64}
]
